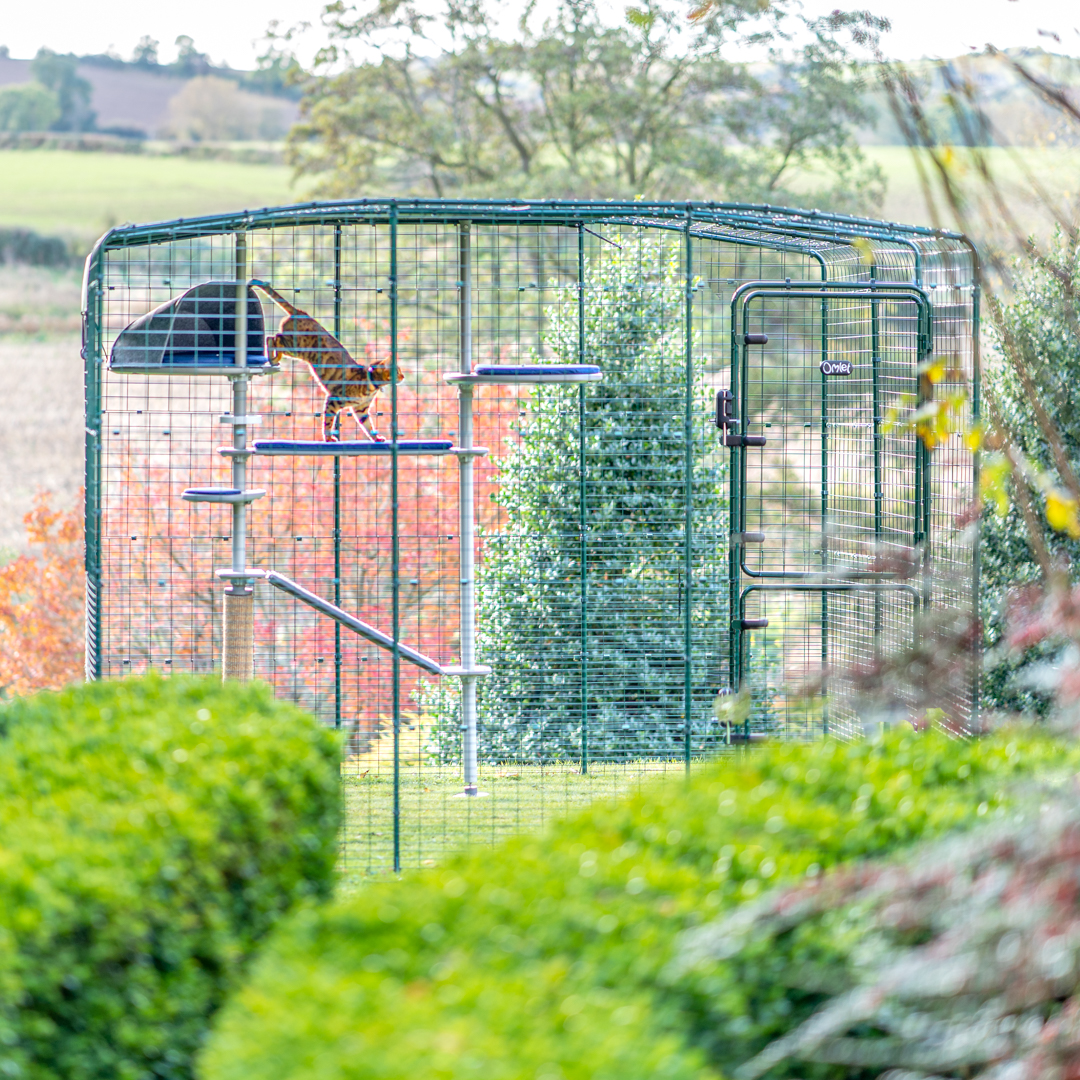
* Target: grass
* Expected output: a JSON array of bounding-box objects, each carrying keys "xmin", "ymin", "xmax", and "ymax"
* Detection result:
[
  {"xmin": 863, "ymin": 146, "xmax": 1080, "ymax": 241},
  {"xmin": 0, "ymin": 271, "xmax": 83, "ymax": 552},
  {"xmin": 338, "ymin": 755, "xmax": 696, "ymax": 887},
  {"xmin": 2, "ymin": 145, "xmax": 1077, "ymax": 254},
  {"xmin": 0, "ymin": 149, "xmax": 311, "ymax": 248}
]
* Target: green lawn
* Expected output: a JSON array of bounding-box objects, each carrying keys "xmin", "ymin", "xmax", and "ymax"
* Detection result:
[
  {"xmin": 864, "ymin": 145, "xmax": 1080, "ymax": 240},
  {"xmin": 338, "ymin": 758, "xmax": 703, "ymax": 886},
  {"xmin": 3, "ymin": 145, "xmax": 1077, "ymax": 253},
  {"xmin": 0, "ymin": 149, "xmax": 312, "ymax": 247}
]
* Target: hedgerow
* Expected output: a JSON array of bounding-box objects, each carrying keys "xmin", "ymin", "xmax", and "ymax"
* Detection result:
[
  {"xmin": 0, "ymin": 674, "xmax": 341, "ymax": 1080},
  {"xmin": 202, "ymin": 727, "xmax": 1076, "ymax": 1080}
]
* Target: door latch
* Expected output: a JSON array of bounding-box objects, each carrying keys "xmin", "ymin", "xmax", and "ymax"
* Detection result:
[{"xmin": 715, "ymin": 390, "xmax": 766, "ymax": 448}]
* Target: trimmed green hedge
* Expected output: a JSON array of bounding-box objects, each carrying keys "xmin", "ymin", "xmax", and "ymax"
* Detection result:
[
  {"xmin": 202, "ymin": 728, "xmax": 1075, "ymax": 1080},
  {"xmin": 0, "ymin": 674, "xmax": 341, "ymax": 1080}
]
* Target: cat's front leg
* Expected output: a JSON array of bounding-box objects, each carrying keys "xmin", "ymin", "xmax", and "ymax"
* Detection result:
[
  {"xmin": 353, "ymin": 408, "xmax": 386, "ymax": 443},
  {"xmin": 264, "ymin": 333, "xmax": 285, "ymax": 367}
]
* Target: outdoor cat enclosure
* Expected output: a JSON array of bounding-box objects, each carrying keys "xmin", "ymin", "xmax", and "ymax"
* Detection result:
[{"xmin": 83, "ymin": 200, "xmax": 979, "ymax": 874}]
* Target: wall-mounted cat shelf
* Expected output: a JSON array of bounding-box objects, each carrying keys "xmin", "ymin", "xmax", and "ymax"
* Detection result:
[
  {"xmin": 251, "ymin": 439, "xmax": 456, "ymax": 456},
  {"xmin": 445, "ymin": 364, "xmax": 602, "ymax": 385}
]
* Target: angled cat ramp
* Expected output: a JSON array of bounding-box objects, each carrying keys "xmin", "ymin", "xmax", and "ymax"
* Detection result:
[
  {"xmin": 445, "ymin": 364, "xmax": 602, "ymax": 385},
  {"xmin": 109, "ymin": 281, "xmax": 270, "ymax": 374},
  {"xmin": 248, "ymin": 569, "xmax": 490, "ymax": 680}
]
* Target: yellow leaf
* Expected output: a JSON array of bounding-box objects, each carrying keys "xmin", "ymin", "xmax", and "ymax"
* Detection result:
[
  {"xmin": 1046, "ymin": 490, "xmax": 1080, "ymax": 538},
  {"xmin": 852, "ymin": 237, "xmax": 875, "ymax": 266},
  {"xmin": 964, "ymin": 425, "xmax": 983, "ymax": 452},
  {"xmin": 979, "ymin": 453, "xmax": 1011, "ymax": 517}
]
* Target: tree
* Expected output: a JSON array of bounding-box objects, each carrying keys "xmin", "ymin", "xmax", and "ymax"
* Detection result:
[
  {"xmin": 132, "ymin": 36, "xmax": 160, "ymax": 67},
  {"xmin": 0, "ymin": 83, "xmax": 60, "ymax": 133},
  {"xmin": 30, "ymin": 48, "xmax": 95, "ymax": 131},
  {"xmin": 172, "ymin": 35, "xmax": 212, "ymax": 77},
  {"xmin": 425, "ymin": 237, "xmax": 727, "ymax": 763},
  {"xmin": 0, "ymin": 493, "xmax": 84, "ymax": 697},
  {"xmin": 286, "ymin": 0, "xmax": 884, "ymax": 211},
  {"xmin": 165, "ymin": 75, "xmax": 292, "ymax": 140}
]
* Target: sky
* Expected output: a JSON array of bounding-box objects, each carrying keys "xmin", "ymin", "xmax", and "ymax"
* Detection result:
[{"xmin": 0, "ymin": 0, "xmax": 1077, "ymax": 69}]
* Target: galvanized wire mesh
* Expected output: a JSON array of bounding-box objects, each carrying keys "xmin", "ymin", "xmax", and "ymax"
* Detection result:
[{"xmin": 83, "ymin": 201, "xmax": 979, "ymax": 875}]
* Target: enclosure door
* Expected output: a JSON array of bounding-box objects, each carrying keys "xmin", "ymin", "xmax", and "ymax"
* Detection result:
[{"xmin": 729, "ymin": 287, "xmax": 929, "ymax": 736}]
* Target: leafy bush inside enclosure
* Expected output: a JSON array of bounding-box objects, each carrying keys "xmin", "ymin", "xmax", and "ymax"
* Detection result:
[
  {"xmin": 201, "ymin": 726, "xmax": 1074, "ymax": 1080},
  {"xmin": 0, "ymin": 674, "xmax": 340, "ymax": 1080},
  {"xmin": 425, "ymin": 237, "xmax": 726, "ymax": 764}
]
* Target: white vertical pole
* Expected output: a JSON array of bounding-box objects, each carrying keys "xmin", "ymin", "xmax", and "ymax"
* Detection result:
[
  {"xmin": 457, "ymin": 223, "xmax": 479, "ymax": 794},
  {"xmin": 232, "ymin": 234, "xmax": 249, "ymax": 575},
  {"xmin": 223, "ymin": 232, "xmax": 253, "ymax": 682}
]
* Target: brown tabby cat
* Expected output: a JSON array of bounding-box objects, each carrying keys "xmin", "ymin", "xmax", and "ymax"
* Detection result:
[{"xmin": 250, "ymin": 280, "xmax": 403, "ymax": 442}]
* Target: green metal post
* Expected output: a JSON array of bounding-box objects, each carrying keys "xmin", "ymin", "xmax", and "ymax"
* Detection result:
[
  {"xmin": 683, "ymin": 210, "xmax": 694, "ymax": 771},
  {"xmin": 577, "ymin": 225, "xmax": 588, "ymax": 775},
  {"xmin": 83, "ymin": 245, "xmax": 105, "ymax": 680},
  {"xmin": 333, "ymin": 224, "xmax": 343, "ymax": 730},
  {"xmin": 728, "ymin": 311, "xmax": 742, "ymax": 699},
  {"xmin": 820, "ymin": 288, "xmax": 829, "ymax": 737},
  {"xmin": 871, "ymin": 267, "xmax": 883, "ymax": 646},
  {"xmin": 970, "ymin": 275, "xmax": 981, "ymax": 726},
  {"xmin": 389, "ymin": 206, "xmax": 401, "ymax": 873}
]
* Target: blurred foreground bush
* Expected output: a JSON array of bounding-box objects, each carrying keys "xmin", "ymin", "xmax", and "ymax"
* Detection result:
[
  {"xmin": 202, "ymin": 727, "xmax": 1073, "ymax": 1080},
  {"xmin": 0, "ymin": 674, "xmax": 340, "ymax": 1080},
  {"xmin": 675, "ymin": 763, "xmax": 1080, "ymax": 1080}
]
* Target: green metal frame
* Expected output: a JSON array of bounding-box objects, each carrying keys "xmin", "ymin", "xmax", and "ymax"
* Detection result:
[{"xmin": 81, "ymin": 198, "xmax": 980, "ymax": 871}]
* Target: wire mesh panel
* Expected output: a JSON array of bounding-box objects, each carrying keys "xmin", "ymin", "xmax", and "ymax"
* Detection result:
[{"xmin": 82, "ymin": 201, "xmax": 980, "ymax": 875}]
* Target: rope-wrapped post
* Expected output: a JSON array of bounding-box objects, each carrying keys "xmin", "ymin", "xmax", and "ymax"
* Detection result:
[{"xmin": 222, "ymin": 584, "xmax": 254, "ymax": 682}]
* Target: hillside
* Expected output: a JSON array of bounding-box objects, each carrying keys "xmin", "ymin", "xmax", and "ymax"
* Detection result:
[{"xmin": 0, "ymin": 55, "xmax": 298, "ymax": 138}]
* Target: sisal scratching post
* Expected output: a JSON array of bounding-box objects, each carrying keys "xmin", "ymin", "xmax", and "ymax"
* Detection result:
[{"xmin": 222, "ymin": 586, "xmax": 255, "ymax": 682}]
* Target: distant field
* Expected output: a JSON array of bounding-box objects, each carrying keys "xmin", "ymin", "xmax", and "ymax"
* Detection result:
[
  {"xmin": 0, "ymin": 150, "xmax": 311, "ymax": 248},
  {"xmin": 1, "ymin": 146, "xmax": 1075, "ymax": 253},
  {"xmin": 864, "ymin": 146, "xmax": 1080, "ymax": 240}
]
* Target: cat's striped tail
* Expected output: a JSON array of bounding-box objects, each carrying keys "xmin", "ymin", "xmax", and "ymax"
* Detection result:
[{"xmin": 249, "ymin": 279, "xmax": 306, "ymax": 318}]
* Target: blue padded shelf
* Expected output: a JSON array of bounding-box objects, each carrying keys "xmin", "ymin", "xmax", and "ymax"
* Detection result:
[
  {"xmin": 253, "ymin": 440, "xmax": 455, "ymax": 456},
  {"xmin": 445, "ymin": 364, "xmax": 602, "ymax": 385},
  {"xmin": 182, "ymin": 487, "xmax": 266, "ymax": 504}
]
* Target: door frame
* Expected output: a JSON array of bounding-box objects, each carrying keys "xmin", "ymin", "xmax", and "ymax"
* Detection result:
[{"xmin": 725, "ymin": 281, "xmax": 933, "ymax": 711}]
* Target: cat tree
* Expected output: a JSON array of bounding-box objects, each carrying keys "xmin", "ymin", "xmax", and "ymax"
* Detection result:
[{"xmin": 106, "ymin": 221, "xmax": 599, "ymax": 799}]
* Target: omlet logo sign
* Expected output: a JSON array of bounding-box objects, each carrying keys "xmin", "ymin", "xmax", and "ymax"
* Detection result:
[{"xmin": 819, "ymin": 359, "xmax": 853, "ymax": 376}]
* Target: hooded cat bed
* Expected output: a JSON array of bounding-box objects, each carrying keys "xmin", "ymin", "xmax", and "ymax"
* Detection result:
[{"xmin": 109, "ymin": 281, "xmax": 269, "ymax": 373}]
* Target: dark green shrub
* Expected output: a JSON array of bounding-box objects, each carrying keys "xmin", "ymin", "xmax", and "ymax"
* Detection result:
[
  {"xmin": 0, "ymin": 227, "xmax": 71, "ymax": 267},
  {"xmin": 0, "ymin": 674, "xmax": 341, "ymax": 1080},
  {"xmin": 202, "ymin": 727, "xmax": 1074, "ymax": 1080}
]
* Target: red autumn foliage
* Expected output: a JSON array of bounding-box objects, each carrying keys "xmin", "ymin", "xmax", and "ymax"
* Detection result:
[
  {"xmin": 103, "ymin": 343, "xmax": 522, "ymax": 737},
  {"xmin": 0, "ymin": 493, "xmax": 84, "ymax": 696}
]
